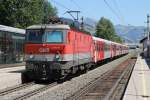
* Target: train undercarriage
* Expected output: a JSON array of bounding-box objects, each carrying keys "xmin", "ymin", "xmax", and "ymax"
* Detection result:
[{"xmin": 21, "ymin": 60, "xmax": 93, "ymax": 83}]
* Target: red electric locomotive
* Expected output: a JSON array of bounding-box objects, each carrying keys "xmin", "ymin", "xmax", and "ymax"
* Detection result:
[{"xmin": 22, "ymin": 24, "xmax": 94, "ymax": 82}]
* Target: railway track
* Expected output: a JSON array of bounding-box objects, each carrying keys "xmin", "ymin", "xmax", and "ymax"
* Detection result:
[
  {"xmin": 66, "ymin": 57, "xmax": 136, "ymax": 100},
  {"xmin": 0, "ymin": 82, "xmax": 35, "ymax": 96},
  {"xmin": 14, "ymin": 82, "xmax": 57, "ymax": 100},
  {"xmin": 0, "ymin": 82, "xmax": 57, "ymax": 100}
]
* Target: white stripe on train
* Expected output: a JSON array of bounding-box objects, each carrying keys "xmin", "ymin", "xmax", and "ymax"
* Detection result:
[{"xmin": 25, "ymin": 52, "xmax": 91, "ymax": 61}]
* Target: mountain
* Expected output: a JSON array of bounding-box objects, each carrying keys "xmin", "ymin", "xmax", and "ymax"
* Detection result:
[
  {"xmin": 115, "ymin": 24, "xmax": 145, "ymax": 43},
  {"xmin": 83, "ymin": 17, "xmax": 97, "ymax": 35}
]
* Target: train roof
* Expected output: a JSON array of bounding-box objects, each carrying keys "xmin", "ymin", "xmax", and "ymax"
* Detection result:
[
  {"xmin": 27, "ymin": 24, "xmax": 70, "ymax": 30},
  {"xmin": 110, "ymin": 41, "xmax": 128, "ymax": 47},
  {"xmin": 92, "ymin": 36, "xmax": 111, "ymax": 44},
  {"xmin": 92, "ymin": 36, "xmax": 128, "ymax": 47},
  {"xmin": 0, "ymin": 25, "xmax": 25, "ymax": 34}
]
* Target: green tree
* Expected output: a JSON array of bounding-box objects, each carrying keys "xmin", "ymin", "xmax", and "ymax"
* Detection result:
[
  {"xmin": 96, "ymin": 17, "xmax": 122, "ymax": 43},
  {"xmin": 42, "ymin": 0, "xmax": 57, "ymax": 23},
  {"xmin": 0, "ymin": 0, "xmax": 57, "ymax": 28}
]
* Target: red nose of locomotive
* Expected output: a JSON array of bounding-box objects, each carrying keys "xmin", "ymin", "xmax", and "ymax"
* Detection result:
[
  {"xmin": 24, "ymin": 44, "xmax": 65, "ymax": 62},
  {"xmin": 25, "ymin": 44, "xmax": 65, "ymax": 54}
]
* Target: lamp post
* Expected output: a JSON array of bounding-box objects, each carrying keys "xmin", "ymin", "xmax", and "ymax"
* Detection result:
[{"xmin": 146, "ymin": 14, "xmax": 150, "ymax": 57}]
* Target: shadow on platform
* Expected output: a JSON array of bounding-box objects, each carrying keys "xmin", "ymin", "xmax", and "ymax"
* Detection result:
[
  {"xmin": 140, "ymin": 52, "xmax": 150, "ymax": 69},
  {"xmin": 144, "ymin": 58, "xmax": 150, "ymax": 69},
  {"xmin": 8, "ymin": 69, "xmax": 25, "ymax": 73}
]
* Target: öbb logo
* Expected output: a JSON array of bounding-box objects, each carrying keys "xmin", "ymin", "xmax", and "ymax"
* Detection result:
[{"xmin": 39, "ymin": 48, "xmax": 49, "ymax": 53}]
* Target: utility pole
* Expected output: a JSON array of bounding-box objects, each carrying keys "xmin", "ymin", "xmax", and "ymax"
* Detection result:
[
  {"xmin": 146, "ymin": 14, "xmax": 150, "ymax": 57},
  {"xmin": 80, "ymin": 16, "xmax": 84, "ymax": 30},
  {"xmin": 143, "ymin": 28, "xmax": 146, "ymax": 37}
]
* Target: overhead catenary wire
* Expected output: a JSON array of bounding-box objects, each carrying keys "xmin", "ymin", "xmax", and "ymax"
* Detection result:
[
  {"xmin": 69, "ymin": 0, "xmax": 93, "ymax": 19},
  {"xmin": 103, "ymin": 0, "xmax": 124, "ymax": 24},
  {"xmin": 69, "ymin": 0, "xmax": 82, "ymax": 10},
  {"xmin": 113, "ymin": 0, "xmax": 123, "ymax": 17},
  {"xmin": 112, "ymin": 0, "xmax": 125, "ymax": 24},
  {"xmin": 50, "ymin": 0, "xmax": 71, "ymax": 11},
  {"xmin": 50, "ymin": 0, "xmax": 124, "ymax": 25},
  {"xmin": 50, "ymin": 0, "xmax": 80, "ymax": 21}
]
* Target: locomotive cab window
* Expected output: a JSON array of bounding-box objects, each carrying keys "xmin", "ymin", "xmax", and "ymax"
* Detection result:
[
  {"xmin": 26, "ymin": 29, "xmax": 67, "ymax": 44},
  {"xmin": 46, "ymin": 31, "xmax": 63, "ymax": 43},
  {"xmin": 26, "ymin": 30, "xmax": 43, "ymax": 43}
]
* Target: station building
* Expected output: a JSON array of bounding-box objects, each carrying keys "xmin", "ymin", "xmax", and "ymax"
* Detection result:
[
  {"xmin": 0, "ymin": 25, "xmax": 25, "ymax": 64},
  {"xmin": 140, "ymin": 36, "xmax": 150, "ymax": 57}
]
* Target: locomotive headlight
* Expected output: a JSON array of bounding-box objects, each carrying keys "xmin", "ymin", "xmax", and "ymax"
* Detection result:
[
  {"xmin": 29, "ymin": 55, "xmax": 34, "ymax": 59},
  {"xmin": 55, "ymin": 54, "xmax": 60, "ymax": 59},
  {"xmin": 25, "ymin": 55, "xmax": 34, "ymax": 60},
  {"xmin": 54, "ymin": 54, "xmax": 61, "ymax": 61}
]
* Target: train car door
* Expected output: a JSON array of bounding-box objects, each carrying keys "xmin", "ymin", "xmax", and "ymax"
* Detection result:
[
  {"xmin": 99, "ymin": 41, "xmax": 104, "ymax": 60},
  {"xmin": 104, "ymin": 42, "xmax": 111, "ymax": 59},
  {"xmin": 94, "ymin": 41, "xmax": 98, "ymax": 63}
]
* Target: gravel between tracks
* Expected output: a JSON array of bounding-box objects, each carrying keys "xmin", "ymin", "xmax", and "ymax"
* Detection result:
[{"xmin": 27, "ymin": 54, "xmax": 132, "ymax": 100}]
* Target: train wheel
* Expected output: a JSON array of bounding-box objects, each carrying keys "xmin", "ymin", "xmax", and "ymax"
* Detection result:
[
  {"xmin": 85, "ymin": 63, "xmax": 91, "ymax": 72},
  {"xmin": 21, "ymin": 71, "xmax": 32, "ymax": 84},
  {"xmin": 71, "ymin": 66, "xmax": 77, "ymax": 74},
  {"xmin": 57, "ymin": 75, "xmax": 66, "ymax": 83},
  {"xmin": 79, "ymin": 65, "xmax": 85, "ymax": 71}
]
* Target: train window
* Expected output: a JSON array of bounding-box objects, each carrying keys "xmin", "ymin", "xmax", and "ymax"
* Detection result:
[
  {"xmin": 99, "ymin": 44, "xmax": 101, "ymax": 51},
  {"xmin": 95, "ymin": 44, "xmax": 97, "ymax": 51},
  {"xmin": 96, "ymin": 43, "xmax": 99, "ymax": 51},
  {"xmin": 46, "ymin": 31, "xmax": 63, "ymax": 43},
  {"xmin": 26, "ymin": 30, "xmax": 43, "ymax": 43},
  {"xmin": 99, "ymin": 43, "xmax": 101, "ymax": 51},
  {"xmin": 26, "ymin": 29, "xmax": 67, "ymax": 44},
  {"xmin": 97, "ymin": 44, "xmax": 99, "ymax": 51},
  {"xmin": 104, "ymin": 43, "xmax": 108, "ymax": 51},
  {"xmin": 75, "ymin": 33, "xmax": 77, "ymax": 40}
]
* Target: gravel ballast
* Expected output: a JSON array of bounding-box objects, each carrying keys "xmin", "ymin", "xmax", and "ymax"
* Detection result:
[{"xmin": 28, "ymin": 54, "xmax": 131, "ymax": 100}]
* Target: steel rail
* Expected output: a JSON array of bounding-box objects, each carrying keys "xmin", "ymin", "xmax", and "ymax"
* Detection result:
[
  {"xmin": 14, "ymin": 82, "xmax": 57, "ymax": 100},
  {"xmin": 0, "ymin": 82, "xmax": 35, "ymax": 96}
]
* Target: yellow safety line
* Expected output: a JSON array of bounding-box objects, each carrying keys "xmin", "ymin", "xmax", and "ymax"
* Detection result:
[{"xmin": 140, "ymin": 57, "xmax": 148, "ymax": 100}]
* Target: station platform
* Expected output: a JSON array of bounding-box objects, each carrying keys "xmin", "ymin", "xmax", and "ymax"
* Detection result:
[
  {"xmin": 0, "ymin": 66, "xmax": 25, "ymax": 90},
  {"xmin": 0, "ymin": 62, "xmax": 25, "ymax": 69},
  {"xmin": 123, "ymin": 55, "xmax": 150, "ymax": 100}
]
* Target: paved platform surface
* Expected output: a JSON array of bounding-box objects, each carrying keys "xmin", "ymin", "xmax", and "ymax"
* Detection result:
[
  {"xmin": 0, "ymin": 66, "xmax": 25, "ymax": 90},
  {"xmin": 123, "ymin": 55, "xmax": 150, "ymax": 100},
  {"xmin": 0, "ymin": 62, "xmax": 25, "ymax": 69}
]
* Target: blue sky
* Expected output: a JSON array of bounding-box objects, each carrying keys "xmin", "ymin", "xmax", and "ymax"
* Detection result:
[{"xmin": 49, "ymin": 0, "xmax": 150, "ymax": 26}]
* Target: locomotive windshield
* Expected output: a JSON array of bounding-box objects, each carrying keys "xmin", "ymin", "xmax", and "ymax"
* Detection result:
[
  {"xmin": 26, "ymin": 30, "xmax": 44, "ymax": 43},
  {"xmin": 46, "ymin": 31, "xmax": 63, "ymax": 43},
  {"xmin": 26, "ymin": 29, "xmax": 65, "ymax": 43}
]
